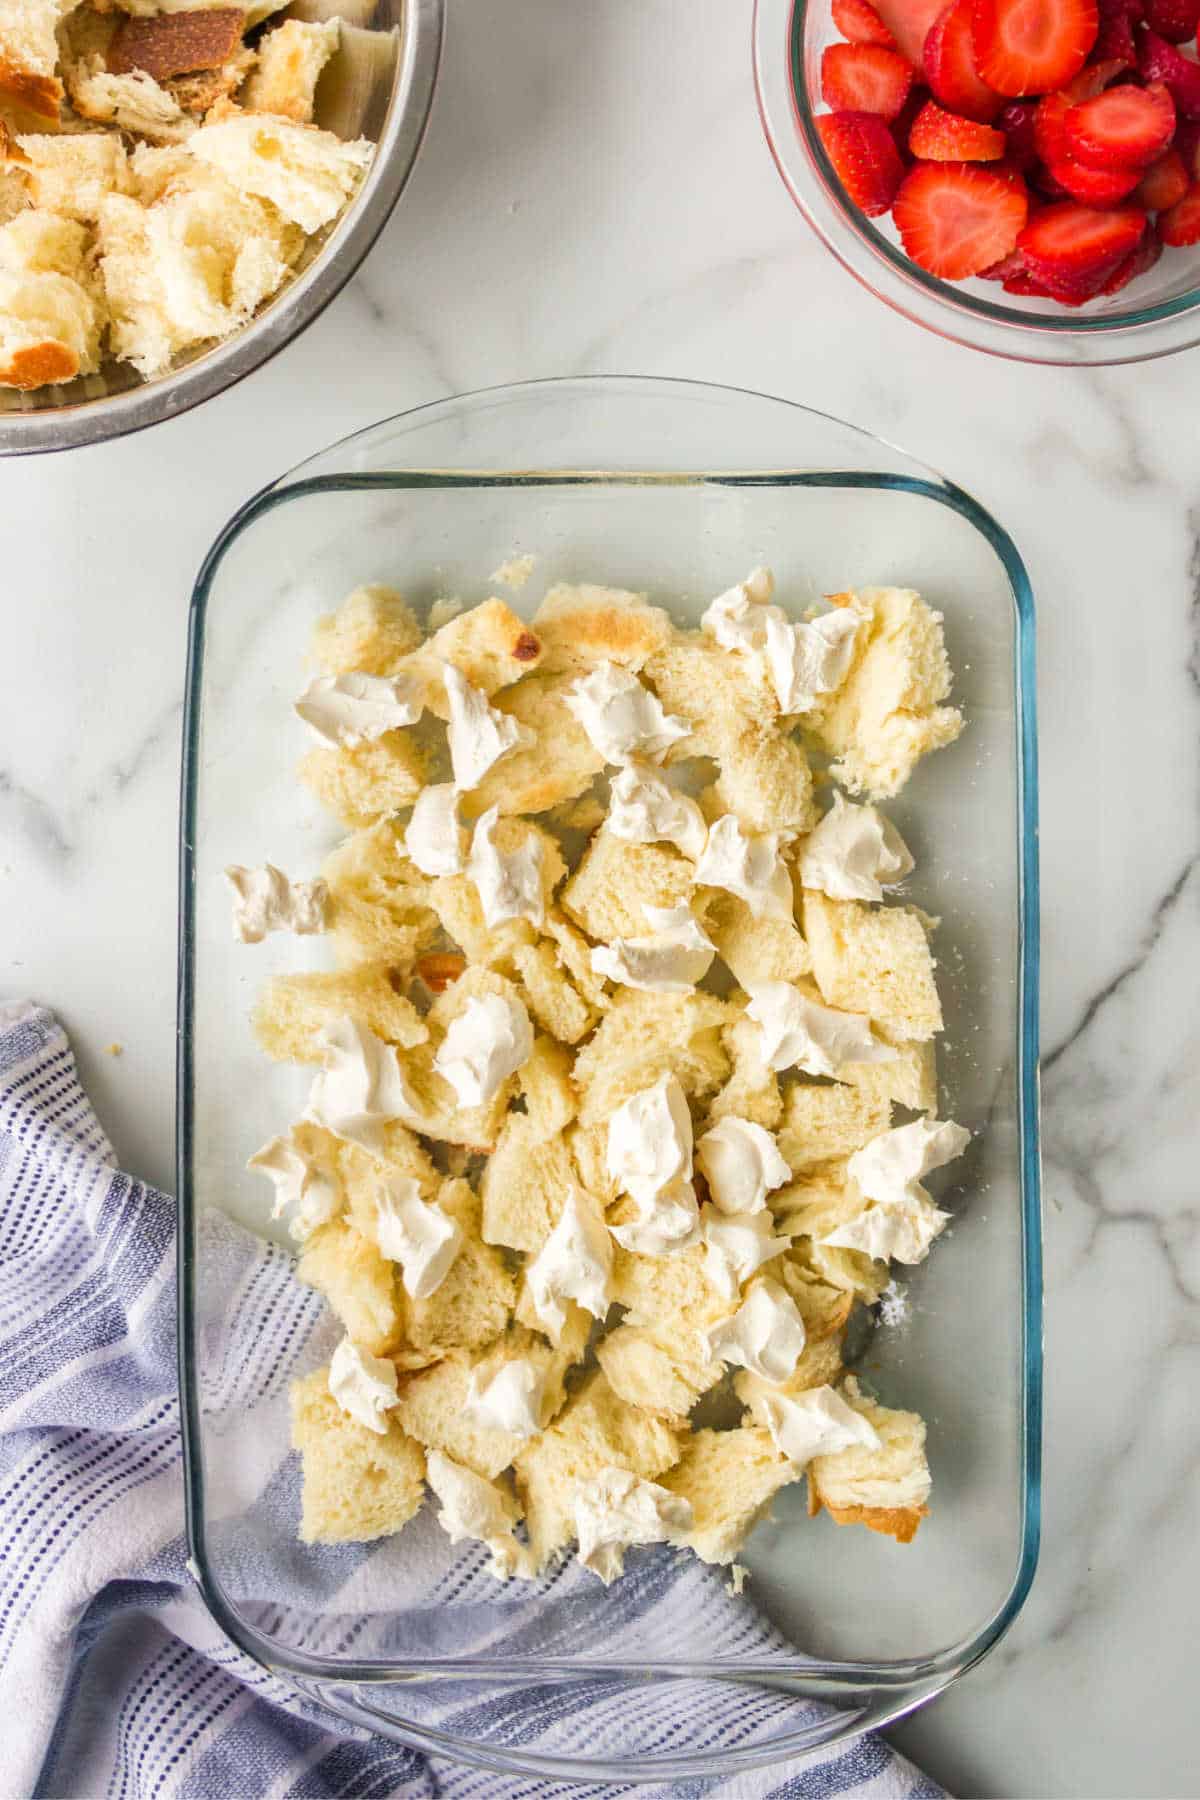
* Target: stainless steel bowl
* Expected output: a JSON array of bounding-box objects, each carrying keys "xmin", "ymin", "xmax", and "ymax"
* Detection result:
[{"xmin": 0, "ymin": 0, "xmax": 443, "ymax": 457}]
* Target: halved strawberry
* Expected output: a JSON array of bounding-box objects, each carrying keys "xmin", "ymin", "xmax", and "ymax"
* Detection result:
[
  {"xmin": 1064, "ymin": 81, "xmax": 1176, "ymax": 165},
  {"xmin": 1159, "ymin": 177, "xmax": 1200, "ymax": 236},
  {"xmin": 817, "ymin": 110, "xmax": 908, "ymax": 212},
  {"xmin": 973, "ymin": 0, "xmax": 1099, "ymax": 95},
  {"xmin": 833, "ymin": 0, "xmax": 901, "ymax": 45},
  {"xmin": 1138, "ymin": 30, "xmax": 1200, "ymax": 120},
  {"xmin": 1017, "ymin": 198, "xmax": 1148, "ymax": 283},
  {"xmin": 871, "ymin": 0, "xmax": 952, "ymax": 65},
  {"xmin": 1133, "ymin": 144, "xmax": 1190, "ymax": 202},
  {"xmin": 999, "ymin": 99, "xmax": 1041, "ymax": 165},
  {"xmin": 822, "ymin": 42, "xmax": 915, "ymax": 116},
  {"xmin": 892, "ymin": 80, "xmax": 933, "ymax": 153},
  {"xmin": 893, "ymin": 158, "xmax": 1030, "ymax": 272},
  {"xmin": 924, "ymin": 0, "xmax": 1006, "ymax": 118},
  {"xmin": 1062, "ymin": 54, "xmax": 1133, "ymax": 95},
  {"xmin": 1142, "ymin": 0, "xmax": 1200, "ymax": 41},
  {"xmin": 1048, "ymin": 152, "xmax": 1145, "ymax": 194},
  {"xmin": 1099, "ymin": 221, "xmax": 1164, "ymax": 283},
  {"xmin": 909, "ymin": 96, "xmax": 1009, "ymax": 153},
  {"xmin": 1034, "ymin": 90, "xmax": 1074, "ymax": 161},
  {"xmin": 1091, "ymin": 7, "xmax": 1140, "ymax": 60}
]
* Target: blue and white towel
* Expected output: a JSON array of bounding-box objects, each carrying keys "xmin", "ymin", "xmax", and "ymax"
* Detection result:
[{"xmin": 0, "ymin": 1003, "xmax": 944, "ymax": 1800}]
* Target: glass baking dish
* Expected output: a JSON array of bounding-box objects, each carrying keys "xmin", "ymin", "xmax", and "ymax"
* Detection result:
[{"xmin": 177, "ymin": 376, "xmax": 1042, "ymax": 1782}]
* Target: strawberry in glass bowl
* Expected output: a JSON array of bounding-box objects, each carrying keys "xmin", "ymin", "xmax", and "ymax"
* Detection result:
[{"xmin": 754, "ymin": 0, "xmax": 1200, "ymax": 359}]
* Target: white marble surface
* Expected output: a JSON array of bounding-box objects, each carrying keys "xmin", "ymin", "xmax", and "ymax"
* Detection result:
[{"xmin": 1, "ymin": 3, "xmax": 1197, "ymax": 1795}]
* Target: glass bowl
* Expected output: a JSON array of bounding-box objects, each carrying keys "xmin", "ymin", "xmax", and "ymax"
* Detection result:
[
  {"xmin": 755, "ymin": 0, "xmax": 1200, "ymax": 364},
  {"xmin": 178, "ymin": 375, "xmax": 1042, "ymax": 1782},
  {"xmin": 0, "ymin": 0, "xmax": 442, "ymax": 457}
]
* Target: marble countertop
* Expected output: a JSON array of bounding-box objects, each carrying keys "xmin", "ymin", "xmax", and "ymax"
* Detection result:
[{"xmin": 2, "ymin": 3, "xmax": 1196, "ymax": 1795}]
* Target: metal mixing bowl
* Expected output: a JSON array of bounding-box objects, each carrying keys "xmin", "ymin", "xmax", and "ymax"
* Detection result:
[{"xmin": 0, "ymin": 0, "xmax": 442, "ymax": 456}]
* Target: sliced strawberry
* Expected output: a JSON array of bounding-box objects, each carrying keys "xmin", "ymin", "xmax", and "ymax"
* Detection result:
[
  {"xmin": 908, "ymin": 96, "xmax": 1009, "ymax": 153},
  {"xmin": 1034, "ymin": 90, "xmax": 1074, "ymax": 161},
  {"xmin": 924, "ymin": 0, "xmax": 1006, "ymax": 118},
  {"xmin": 1137, "ymin": 30, "xmax": 1200, "ymax": 120},
  {"xmin": 817, "ymin": 110, "xmax": 908, "ymax": 212},
  {"xmin": 1017, "ymin": 198, "xmax": 1147, "ymax": 284},
  {"xmin": 978, "ymin": 245, "xmax": 1030, "ymax": 272},
  {"xmin": 999, "ymin": 99, "xmax": 1041, "ymax": 165},
  {"xmin": 893, "ymin": 158, "xmax": 1029, "ymax": 272},
  {"xmin": 1091, "ymin": 7, "xmax": 1140, "ymax": 61},
  {"xmin": 822, "ymin": 43, "xmax": 916, "ymax": 116},
  {"xmin": 833, "ymin": 0, "xmax": 901, "ymax": 45},
  {"xmin": 892, "ymin": 81, "xmax": 933, "ymax": 153},
  {"xmin": 1142, "ymin": 0, "xmax": 1200, "ymax": 40},
  {"xmin": 1048, "ymin": 152, "xmax": 1145, "ymax": 194},
  {"xmin": 1173, "ymin": 115, "xmax": 1200, "ymax": 174},
  {"xmin": 1159, "ymin": 176, "xmax": 1200, "ymax": 235},
  {"xmin": 1099, "ymin": 221, "xmax": 1164, "ymax": 283},
  {"xmin": 1133, "ymin": 144, "xmax": 1190, "ymax": 201},
  {"xmin": 973, "ymin": 0, "xmax": 1099, "ymax": 95},
  {"xmin": 1062, "ymin": 54, "xmax": 1133, "ymax": 94},
  {"xmin": 1064, "ymin": 81, "xmax": 1176, "ymax": 165},
  {"xmin": 871, "ymin": 0, "xmax": 952, "ymax": 64}
]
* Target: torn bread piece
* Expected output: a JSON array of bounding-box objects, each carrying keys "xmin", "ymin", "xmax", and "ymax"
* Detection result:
[
  {"xmin": 462, "ymin": 674, "xmax": 606, "ymax": 816},
  {"xmin": 661, "ymin": 1426, "xmax": 793, "ymax": 1566},
  {"xmin": 297, "ymin": 1219, "xmax": 402, "ymax": 1356},
  {"xmin": 803, "ymin": 890, "xmax": 942, "ymax": 1042},
  {"xmin": 0, "ymin": 0, "xmax": 81, "ymax": 120},
  {"xmin": 807, "ymin": 1375, "xmax": 931, "ymax": 1543},
  {"xmin": 560, "ymin": 829, "xmax": 695, "ymax": 944},
  {"xmin": 401, "ymin": 1178, "xmax": 516, "ymax": 1359},
  {"xmin": 299, "ymin": 730, "xmax": 428, "ymax": 827},
  {"xmin": 252, "ymin": 962, "xmax": 427, "ymax": 1063},
  {"xmin": 0, "ymin": 209, "xmax": 101, "ymax": 387},
  {"xmin": 572, "ymin": 988, "xmax": 730, "ymax": 1126},
  {"xmin": 804, "ymin": 589, "xmax": 963, "ymax": 799},
  {"xmin": 596, "ymin": 1323, "xmax": 723, "ymax": 1425},
  {"xmin": 321, "ymin": 822, "xmax": 439, "ymax": 969},
  {"xmin": 15, "ymin": 131, "xmax": 130, "ymax": 221},
  {"xmin": 241, "ymin": 16, "xmax": 338, "ymax": 122},
  {"xmin": 400, "ymin": 598, "xmax": 542, "ymax": 714},
  {"xmin": 533, "ymin": 582, "xmax": 674, "ymax": 676},
  {"xmin": 291, "ymin": 1365, "xmax": 426, "ymax": 1543},
  {"xmin": 311, "ymin": 584, "xmax": 424, "ymax": 675},
  {"xmin": 186, "ymin": 106, "xmax": 372, "ymax": 233}
]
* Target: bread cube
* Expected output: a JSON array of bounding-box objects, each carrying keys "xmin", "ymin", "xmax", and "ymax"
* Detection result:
[
  {"xmin": 660, "ymin": 1426, "xmax": 793, "ymax": 1566},
  {"xmin": 17, "ymin": 133, "xmax": 130, "ymax": 222},
  {"xmin": 533, "ymin": 582, "xmax": 674, "ymax": 675},
  {"xmin": 609, "ymin": 1241, "xmax": 735, "ymax": 1333},
  {"xmin": 596, "ymin": 1324, "xmax": 721, "ymax": 1424},
  {"xmin": 804, "ymin": 588, "xmax": 963, "ymax": 799},
  {"xmin": 710, "ymin": 724, "xmax": 817, "ymax": 839},
  {"xmin": 310, "ymin": 584, "xmax": 423, "ymax": 675},
  {"xmin": 807, "ymin": 1376, "xmax": 931, "ymax": 1543},
  {"xmin": 516, "ymin": 1033, "xmax": 578, "ymax": 1138},
  {"xmin": 510, "ymin": 941, "xmax": 594, "ymax": 1045},
  {"xmin": 187, "ymin": 109, "xmax": 372, "ymax": 233},
  {"xmin": 463, "ymin": 676, "xmax": 605, "ymax": 816},
  {"xmin": 771, "ymin": 1169, "xmax": 888, "ymax": 1304},
  {"xmin": 291, "ymin": 1366, "xmax": 425, "ymax": 1543},
  {"xmin": 402, "ymin": 598, "xmax": 542, "ymax": 712},
  {"xmin": 403, "ymin": 1179, "xmax": 515, "ymax": 1358},
  {"xmin": 704, "ymin": 1009, "xmax": 782, "ymax": 1131},
  {"xmin": 840, "ymin": 1034, "xmax": 938, "ymax": 1113},
  {"xmin": 480, "ymin": 1116, "xmax": 574, "ymax": 1253},
  {"xmin": 337, "ymin": 1130, "xmax": 439, "ymax": 1247},
  {"xmin": 300, "ymin": 730, "xmax": 428, "ymax": 828},
  {"xmin": 572, "ymin": 989, "xmax": 730, "ymax": 1126},
  {"xmin": 560, "ymin": 829, "xmax": 695, "ymax": 943},
  {"xmin": 513, "ymin": 1372, "xmax": 681, "ymax": 1569},
  {"xmin": 241, "ymin": 17, "xmax": 339, "ymax": 122},
  {"xmin": 777, "ymin": 1079, "xmax": 892, "ymax": 1173},
  {"xmin": 644, "ymin": 635, "xmax": 774, "ymax": 747},
  {"xmin": 704, "ymin": 889, "xmax": 809, "ymax": 989},
  {"xmin": 803, "ymin": 891, "xmax": 942, "ymax": 1041},
  {"xmin": 428, "ymin": 818, "xmax": 564, "ymax": 966},
  {"xmin": 543, "ymin": 910, "xmax": 610, "ymax": 1008},
  {"xmin": 297, "ymin": 1219, "xmax": 402, "ymax": 1355},
  {"xmin": 393, "ymin": 1354, "xmax": 528, "ymax": 1479},
  {"xmin": 321, "ymin": 822, "xmax": 439, "ymax": 969},
  {"xmin": 251, "ymin": 962, "xmax": 427, "ymax": 1063}
]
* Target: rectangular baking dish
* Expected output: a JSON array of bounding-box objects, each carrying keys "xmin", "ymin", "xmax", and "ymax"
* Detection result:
[{"xmin": 177, "ymin": 376, "xmax": 1041, "ymax": 1783}]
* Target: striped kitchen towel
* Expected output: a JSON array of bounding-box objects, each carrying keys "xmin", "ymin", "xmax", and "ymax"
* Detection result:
[{"xmin": 0, "ymin": 1002, "xmax": 944, "ymax": 1800}]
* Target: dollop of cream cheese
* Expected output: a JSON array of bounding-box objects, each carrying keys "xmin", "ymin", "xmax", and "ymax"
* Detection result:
[
  {"xmin": 564, "ymin": 662, "xmax": 690, "ymax": 764},
  {"xmin": 328, "ymin": 1334, "xmax": 399, "ymax": 1434},
  {"xmin": 759, "ymin": 1385, "xmax": 882, "ymax": 1467},
  {"xmin": 695, "ymin": 1115, "xmax": 790, "ymax": 1215},
  {"xmin": 694, "ymin": 815, "xmax": 793, "ymax": 919},
  {"xmin": 701, "ymin": 566, "xmax": 777, "ymax": 653},
  {"xmin": 224, "ymin": 864, "xmax": 328, "ymax": 943},
  {"xmin": 466, "ymin": 806, "xmax": 544, "ymax": 928},
  {"xmin": 573, "ymin": 1465, "xmax": 693, "ymax": 1584},
  {"xmin": 822, "ymin": 1196, "xmax": 948, "ymax": 1266},
  {"xmin": 745, "ymin": 981, "xmax": 895, "ymax": 1078},
  {"xmin": 847, "ymin": 1115, "xmax": 970, "ymax": 1209},
  {"xmin": 799, "ymin": 790, "xmax": 914, "ymax": 902},
  {"xmin": 247, "ymin": 1128, "xmax": 342, "ymax": 1242},
  {"xmin": 375, "ymin": 1176, "xmax": 462, "ymax": 1297},
  {"xmin": 591, "ymin": 903, "xmax": 716, "ymax": 994},
  {"xmin": 607, "ymin": 762, "xmax": 708, "ymax": 862},
  {"xmin": 704, "ymin": 1278, "xmax": 807, "ymax": 1384},
  {"xmin": 526, "ymin": 1184, "xmax": 612, "ymax": 1338},
  {"xmin": 304, "ymin": 1016, "xmax": 421, "ymax": 1151},
  {"xmin": 434, "ymin": 991, "xmax": 532, "ymax": 1107},
  {"xmin": 465, "ymin": 1358, "xmax": 545, "ymax": 1439},
  {"xmin": 606, "ymin": 1072, "xmax": 693, "ymax": 1205},
  {"xmin": 404, "ymin": 783, "xmax": 466, "ymax": 877},
  {"xmin": 610, "ymin": 1179, "xmax": 701, "ymax": 1257},
  {"xmin": 426, "ymin": 1449, "xmax": 525, "ymax": 1578},
  {"xmin": 701, "ymin": 1207, "xmax": 791, "ymax": 1300},
  {"xmin": 763, "ymin": 608, "xmax": 860, "ymax": 715},
  {"xmin": 294, "ymin": 671, "xmax": 426, "ymax": 747},
  {"xmin": 443, "ymin": 664, "xmax": 533, "ymax": 791}
]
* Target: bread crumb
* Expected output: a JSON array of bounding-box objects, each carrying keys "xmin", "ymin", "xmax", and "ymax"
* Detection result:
[
  {"xmin": 490, "ymin": 554, "xmax": 536, "ymax": 590},
  {"xmin": 727, "ymin": 1562, "xmax": 749, "ymax": 1596},
  {"xmin": 104, "ymin": 1041, "xmax": 123, "ymax": 1057}
]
